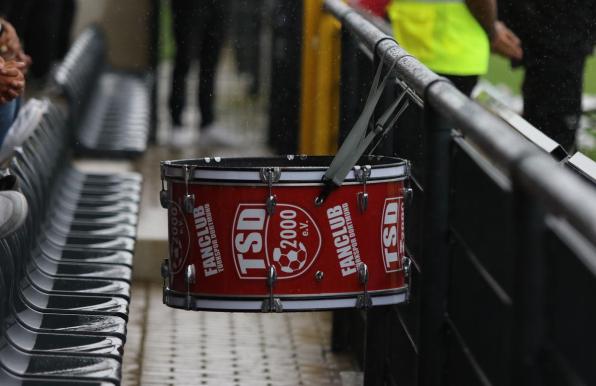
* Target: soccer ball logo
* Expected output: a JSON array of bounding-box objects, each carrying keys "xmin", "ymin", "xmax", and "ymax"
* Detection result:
[{"xmin": 272, "ymin": 242, "xmax": 308, "ymax": 274}]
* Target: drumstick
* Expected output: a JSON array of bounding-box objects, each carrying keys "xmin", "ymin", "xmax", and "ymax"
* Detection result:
[{"xmin": 316, "ymin": 55, "xmax": 401, "ymax": 205}]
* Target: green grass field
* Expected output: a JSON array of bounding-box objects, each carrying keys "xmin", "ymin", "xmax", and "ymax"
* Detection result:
[
  {"xmin": 158, "ymin": 1, "xmax": 596, "ymax": 157},
  {"xmin": 159, "ymin": 1, "xmax": 175, "ymax": 60},
  {"xmin": 484, "ymin": 54, "xmax": 596, "ymax": 160},
  {"xmin": 158, "ymin": 0, "xmax": 596, "ymax": 96},
  {"xmin": 483, "ymin": 55, "xmax": 596, "ymax": 94}
]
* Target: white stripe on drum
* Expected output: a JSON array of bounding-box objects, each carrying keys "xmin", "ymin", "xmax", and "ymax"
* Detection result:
[
  {"xmin": 167, "ymin": 293, "xmax": 406, "ymax": 311},
  {"xmin": 165, "ymin": 165, "xmax": 407, "ymax": 183}
]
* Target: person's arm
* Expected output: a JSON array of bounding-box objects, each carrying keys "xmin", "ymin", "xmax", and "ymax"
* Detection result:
[
  {"xmin": 0, "ymin": 57, "xmax": 25, "ymax": 104},
  {"xmin": 0, "ymin": 18, "xmax": 30, "ymax": 73},
  {"xmin": 0, "ymin": 18, "xmax": 20, "ymax": 58},
  {"xmin": 465, "ymin": 0, "xmax": 523, "ymax": 60},
  {"xmin": 465, "ymin": 0, "xmax": 497, "ymax": 39}
]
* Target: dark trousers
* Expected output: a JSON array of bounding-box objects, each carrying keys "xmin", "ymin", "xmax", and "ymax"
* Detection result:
[
  {"xmin": 6, "ymin": 0, "xmax": 75, "ymax": 79},
  {"xmin": 523, "ymin": 55, "xmax": 587, "ymax": 152},
  {"xmin": 230, "ymin": 0, "xmax": 263, "ymax": 96},
  {"xmin": 442, "ymin": 74, "xmax": 478, "ymax": 97},
  {"xmin": 169, "ymin": 0, "xmax": 227, "ymax": 128}
]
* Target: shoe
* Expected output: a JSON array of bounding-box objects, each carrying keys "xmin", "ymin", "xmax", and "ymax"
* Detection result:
[
  {"xmin": 198, "ymin": 124, "xmax": 243, "ymax": 148},
  {"xmin": 170, "ymin": 125, "xmax": 197, "ymax": 148},
  {"xmin": 0, "ymin": 190, "xmax": 28, "ymax": 239},
  {"xmin": 584, "ymin": 95, "xmax": 596, "ymax": 113}
]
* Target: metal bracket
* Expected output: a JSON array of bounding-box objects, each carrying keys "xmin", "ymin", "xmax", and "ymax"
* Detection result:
[
  {"xmin": 159, "ymin": 163, "xmax": 169, "ymax": 209},
  {"xmin": 161, "ymin": 258, "xmax": 170, "ymax": 305},
  {"xmin": 261, "ymin": 265, "xmax": 283, "ymax": 312},
  {"xmin": 403, "ymin": 256, "xmax": 412, "ymax": 303},
  {"xmin": 182, "ymin": 166, "xmax": 196, "ymax": 214},
  {"xmin": 404, "ymin": 161, "xmax": 414, "ymax": 207},
  {"xmin": 260, "ymin": 167, "xmax": 281, "ymax": 216},
  {"xmin": 184, "ymin": 264, "xmax": 196, "ymax": 310},
  {"xmin": 161, "ymin": 259, "xmax": 170, "ymax": 281},
  {"xmin": 356, "ymin": 263, "xmax": 372, "ymax": 309},
  {"xmin": 404, "ymin": 187, "xmax": 414, "ymax": 206},
  {"xmin": 354, "ymin": 165, "xmax": 371, "ymax": 213},
  {"xmin": 315, "ymin": 270, "xmax": 324, "ymax": 282}
]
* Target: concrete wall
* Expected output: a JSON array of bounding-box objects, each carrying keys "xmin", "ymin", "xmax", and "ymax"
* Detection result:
[{"xmin": 74, "ymin": 0, "xmax": 154, "ymax": 71}]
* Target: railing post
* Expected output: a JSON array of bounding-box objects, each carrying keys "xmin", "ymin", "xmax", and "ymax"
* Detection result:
[
  {"xmin": 363, "ymin": 306, "xmax": 392, "ymax": 386},
  {"xmin": 511, "ymin": 156, "xmax": 546, "ymax": 386},
  {"xmin": 418, "ymin": 91, "xmax": 452, "ymax": 386},
  {"xmin": 331, "ymin": 25, "xmax": 370, "ymax": 362},
  {"xmin": 268, "ymin": 0, "xmax": 302, "ymax": 153}
]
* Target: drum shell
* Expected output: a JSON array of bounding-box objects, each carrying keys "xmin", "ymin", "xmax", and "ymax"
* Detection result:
[{"xmin": 165, "ymin": 179, "xmax": 406, "ymax": 302}]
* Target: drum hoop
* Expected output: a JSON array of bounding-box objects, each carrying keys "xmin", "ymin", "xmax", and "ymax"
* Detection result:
[
  {"xmin": 162, "ymin": 155, "xmax": 406, "ymax": 168},
  {"xmin": 163, "ymin": 288, "xmax": 407, "ymax": 311},
  {"xmin": 165, "ymin": 176, "xmax": 408, "ymax": 187},
  {"xmin": 162, "ymin": 164, "xmax": 408, "ymax": 184},
  {"xmin": 166, "ymin": 286, "xmax": 406, "ymax": 300}
]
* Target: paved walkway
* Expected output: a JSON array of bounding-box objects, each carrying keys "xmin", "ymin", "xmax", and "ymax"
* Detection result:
[
  {"xmin": 123, "ymin": 283, "xmax": 357, "ymax": 386},
  {"xmin": 121, "ymin": 51, "xmax": 361, "ymax": 385}
]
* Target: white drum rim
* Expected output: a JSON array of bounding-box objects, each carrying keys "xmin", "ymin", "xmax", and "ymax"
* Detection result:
[
  {"xmin": 162, "ymin": 155, "xmax": 409, "ymax": 183},
  {"xmin": 165, "ymin": 287, "xmax": 406, "ymax": 299},
  {"xmin": 163, "ymin": 287, "xmax": 407, "ymax": 311}
]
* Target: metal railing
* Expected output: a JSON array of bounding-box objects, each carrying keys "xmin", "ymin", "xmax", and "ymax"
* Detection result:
[
  {"xmin": 324, "ymin": 1, "xmax": 596, "ymax": 385},
  {"xmin": 325, "ymin": 0, "xmax": 596, "ymax": 235}
]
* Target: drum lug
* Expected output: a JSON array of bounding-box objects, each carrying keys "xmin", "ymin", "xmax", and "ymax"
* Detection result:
[
  {"xmin": 404, "ymin": 161, "xmax": 414, "ymax": 207},
  {"xmin": 354, "ymin": 165, "xmax": 372, "ymax": 183},
  {"xmin": 159, "ymin": 163, "xmax": 169, "ymax": 209},
  {"xmin": 315, "ymin": 270, "xmax": 324, "ymax": 282},
  {"xmin": 404, "ymin": 187, "xmax": 413, "ymax": 206},
  {"xmin": 356, "ymin": 263, "xmax": 372, "ymax": 309},
  {"xmin": 266, "ymin": 265, "xmax": 277, "ymax": 287},
  {"xmin": 262, "ymin": 298, "xmax": 283, "ymax": 313},
  {"xmin": 161, "ymin": 258, "xmax": 170, "ymax": 305},
  {"xmin": 183, "ymin": 165, "xmax": 195, "ymax": 214},
  {"xmin": 402, "ymin": 256, "xmax": 412, "ymax": 303},
  {"xmin": 356, "ymin": 294, "xmax": 372, "ymax": 309},
  {"xmin": 160, "ymin": 189, "xmax": 169, "ymax": 209},
  {"xmin": 161, "ymin": 259, "xmax": 170, "ymax": 279},
  {"xmin": 260, "ymin": 167, "xmax": 281, "ymax": 216},
  {"xmin": 354, "ymin": 165, "xmax": 371, "ymax": 213},
  {"xmin": 260, "ymin": 167, "xmax": 281, "ymax": 184},
  {"xmin": 185, "ymin": 264, "xmax": 196, "ymax": 285},
  {"xmin": 184, "ymin": 194, "xmax": 195, "ymax": 214},
  {"xmin": 162, "ymin": 287, "xmax": 170, "ymax": 305},
  {"xmin": 262, "ymin": 266, "xmax": 283, "ymax": 312},
  {"xmin": 266, "ymin": 195, "xmax": 277, "ymax": 216},
  {"xmin": 357, "ymin": 192, "xmax": 369, "ymax": 213},
  {"xmin": 185, "ymin": 264, "xmax": 196, "ymax": 310}
]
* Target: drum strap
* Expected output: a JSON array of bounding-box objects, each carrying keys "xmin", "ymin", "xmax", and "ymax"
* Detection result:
[{"xmin": 316, "ymin": 55, "xmax": 409, "ymax": 205}]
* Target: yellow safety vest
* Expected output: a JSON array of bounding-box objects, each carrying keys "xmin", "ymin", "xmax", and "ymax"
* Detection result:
[{"xmin": 388, "ymin": 0, "xmax": 489, "ymax": 76}]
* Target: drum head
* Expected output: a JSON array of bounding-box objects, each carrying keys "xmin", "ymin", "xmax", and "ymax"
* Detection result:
[{"xmin": 162, "ymin": 155, "xmax": 408, "ymax": 184}]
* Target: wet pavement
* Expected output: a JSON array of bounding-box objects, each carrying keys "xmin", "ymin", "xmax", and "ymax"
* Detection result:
[
  {"xmin": 121, "ymin": 51, "xmax": 362, "ymax": 385},
  {"xmin": 123, "ymin": 283, "xmax": 358, "ymax": 386}
]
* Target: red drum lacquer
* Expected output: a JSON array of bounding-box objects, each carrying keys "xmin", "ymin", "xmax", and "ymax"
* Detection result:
[{"xmin": 161, "ymin": 156, "xmax": 410, "ymax": 312}]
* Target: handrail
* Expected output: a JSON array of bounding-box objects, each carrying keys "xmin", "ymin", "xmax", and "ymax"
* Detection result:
[{"xmin": 324, "ymin": 0, "xmax": 596, "ymax": 244}]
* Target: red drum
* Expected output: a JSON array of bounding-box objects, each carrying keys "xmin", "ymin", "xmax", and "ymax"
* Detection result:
[{"xmin": 160, "ymin": 156, "xmax": 410, "ymax": 312}]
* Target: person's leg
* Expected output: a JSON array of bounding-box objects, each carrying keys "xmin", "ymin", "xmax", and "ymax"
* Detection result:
[
  {"xmin": 197, "ymin": 0, "xmax": 227, "ymax": 129},
  {"xmin": 0, "ymin": 99, "xmax": 19, "ymax": 146},
  {"xmin": 169, "ymin": 0, "xmax": 195, "ymax": 127},
  {"xmin": 442, "ymin": 74, "xmax": 478, "ymax": 97},
  {"xmin": 523, "ymin": 55, "xmax": 587, "ymax": 152},
  {"xmin": 57, "ymin": 0, "xmax": 76, "ymax": 60},
  {"xmin": 232, "ymin": 0, "xmax": 262, "ymax": 95},
  {"xmin": 24, "ymin": 0, "xmax": 63, "ymax": 79},
  {"xmin": 6, "ymin": 0, "xmax": 36, "ymax": 42},
  {"xmin": 0, "ymin": 190, "xmax": 28, "ymax": 239},
  {"xmin": 245, "ymin": 1, "xmax": 263, "ymax": 96}
]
